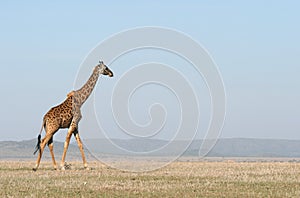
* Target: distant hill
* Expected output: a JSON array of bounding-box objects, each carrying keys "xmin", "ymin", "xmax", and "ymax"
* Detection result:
[
  {"xmin": 190, "ymin": 138, "xmax": 300, "ymax": 157},
  {"xmin": 1, "ymin": 138, "xmax": 300, "ymax": 159},
  {"xmin": 0, "ymin": 139, "xmax": 94, "ymax": 160}
]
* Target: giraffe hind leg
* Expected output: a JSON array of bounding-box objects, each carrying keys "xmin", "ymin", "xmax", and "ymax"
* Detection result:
[
  {"xmin": 60, "ymin": 127, "xmax": 75, "ymax": 170},
  {"xmin": 33, "ymin": 133, "xmax": 53, "ymax": 171},
  {"xmin": 48, "ymin": 137, "xmax": 57, "ymax": 170}
]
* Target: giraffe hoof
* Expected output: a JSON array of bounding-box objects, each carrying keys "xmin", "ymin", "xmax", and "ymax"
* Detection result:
[{"xmin": 32, "ymin": 168, "xmax": 37, "ymax": 172}]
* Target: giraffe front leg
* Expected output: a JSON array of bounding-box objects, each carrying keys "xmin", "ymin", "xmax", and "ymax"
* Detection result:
[
  {"xmin": 60, "ymin": 127, "xmax": 74, "ymax": 170},
  {"xmin": 74, "ymin": 131, "xmax": 88, "ymax": 169}
]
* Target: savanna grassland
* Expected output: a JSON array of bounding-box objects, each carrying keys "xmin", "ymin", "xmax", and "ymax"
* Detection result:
[{"xmin": 1, "ymin": 160, "xmax": 300, "ymax": 197}]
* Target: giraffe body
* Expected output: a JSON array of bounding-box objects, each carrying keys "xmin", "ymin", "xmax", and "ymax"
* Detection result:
[
  {"xmin": 44, "ymin": 95, "xmax": 74, "ymax": 130},
  {"xmin": 33, "ymin": 61, "xmax": 113, "ymax": 171}
]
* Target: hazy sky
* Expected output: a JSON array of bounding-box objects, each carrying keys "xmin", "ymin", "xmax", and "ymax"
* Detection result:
[{"xmin": 0, "ymin": 1, "xmax": 299, "ymax": 141}]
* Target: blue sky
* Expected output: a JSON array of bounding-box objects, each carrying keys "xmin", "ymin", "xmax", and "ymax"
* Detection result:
[{"xmin": 0, "ymin": 1, "xmax": 299, "ymax": 141}]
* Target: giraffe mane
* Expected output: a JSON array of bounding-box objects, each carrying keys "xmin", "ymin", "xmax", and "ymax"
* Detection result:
[{"xmin": 67, "ymin": 91, "xmax": 75, "ymax": 98}]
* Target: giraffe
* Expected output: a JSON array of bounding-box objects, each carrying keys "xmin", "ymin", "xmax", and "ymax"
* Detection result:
[{"xmin": 33, "ymin": 61, "xmax": 113, "ymax": 171}]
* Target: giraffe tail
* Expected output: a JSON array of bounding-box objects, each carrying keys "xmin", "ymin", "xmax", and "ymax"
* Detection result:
[
  {"xmin": 33, "ymin": 121, "xmax": 44, "ymax": 155},
  {"xmin": 33, "ymin": 135, "xmax": 41, "ymax": 155}
]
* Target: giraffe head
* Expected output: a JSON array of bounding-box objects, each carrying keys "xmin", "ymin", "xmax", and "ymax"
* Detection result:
[{"xmin": 97, "ymin": 61, "xmax": 114, "ymax": 77}]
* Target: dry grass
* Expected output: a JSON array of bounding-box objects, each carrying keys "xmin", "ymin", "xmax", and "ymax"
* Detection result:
[{"xmin": 1, "ymin": 160, "xmax": 300, "ymax": 197}]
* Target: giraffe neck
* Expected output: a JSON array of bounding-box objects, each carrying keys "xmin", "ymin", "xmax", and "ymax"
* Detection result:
[{"xmin": 75, "ymin": 67, "xmax": 100, "ymax": 106}]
